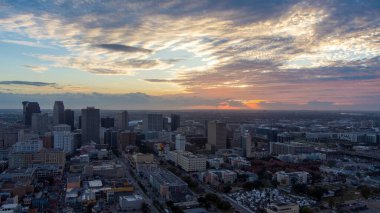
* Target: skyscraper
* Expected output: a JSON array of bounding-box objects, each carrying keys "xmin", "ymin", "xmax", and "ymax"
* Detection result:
[
  {"xmin": 206, "ymin": 121, "xmax": 227, "ymax": 151},
  {"xmin": 175, "ymin": 134, "xmax": 186, "ymax": 151},
  {"xmin": 22, "ymin": 101, "xmax": 41, "ymax": 126},
  {"xmin": 53, "ymin": 124, "xmax": 74, "ymax": 154},
  {"xmin": 143, "ymin": 114, "xmax": 163, "ymax": 133},
  {"xmin": 81, "ymin": 107, "xmax": 100, "ymax": 144},
  {"xmin": 101, "ymin": 117, "xmax": 114, "ymax": 128},
  {"xmin": 53, "ymin": 101, "xmax": 65, "ymax": 125},
  {"xmin": 31, "ymin": 113, "xmax": 49, "ymax": 135},
  {"xmin": 115, "ymin": 110, "xmax": 129, "ymax": 130},
  {"xmin": 64, "ymin": 109, "xmax": 75, "ymax": 130},
  {"xmin": 241, "ymin": 131, "xmax": 253, "ymax": 157},
  {"xmin": 171, "ymin": 114, "xmax": 180, "ymax": 131}
]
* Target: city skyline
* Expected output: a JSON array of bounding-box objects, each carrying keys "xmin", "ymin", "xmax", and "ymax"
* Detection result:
[{"xmin": 0, "ymin": 0, "xmax": 379, "ymax": 110}]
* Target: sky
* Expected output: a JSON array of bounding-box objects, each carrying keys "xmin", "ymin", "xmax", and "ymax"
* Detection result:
[{"xmin": 0, "ymin": 0, "xmax": 379, "ymax": 110}]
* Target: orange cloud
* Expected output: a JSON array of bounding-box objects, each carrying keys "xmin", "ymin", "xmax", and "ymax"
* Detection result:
[{"xmin": 243, "ymin": 100, "xmax": 264, "ymax": 109}]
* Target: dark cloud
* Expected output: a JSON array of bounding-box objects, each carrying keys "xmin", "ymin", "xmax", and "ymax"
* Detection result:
[
  {"xmin": 95, "ymin": 43, "xmax": 152, "ymax": 54},
  {"xmin": 0, "ymin": 81, "xmax": 59, "ymax": 87},
  {"xmin": 0, "ymin": 92, "xmax": 225, "ymax": 110}
]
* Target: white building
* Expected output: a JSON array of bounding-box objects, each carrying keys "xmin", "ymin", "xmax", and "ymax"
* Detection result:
[
  {"xmin": 12, "ymin": 139, "xmax": 42, "ymax": 152},
  {"xmin": 119, "ymin": 195, "xmax": 143, "ymax": 211},
  {"xmin": 53, "ymin": 124, "xmax": 74, "ymax": 154},
  {"xmin": 175, "ymin": 134, "xmax": 186, "ymax": 151},
  {"xmin": 166, "ymin": 151, "xmax": 206, "ymax": 172},
  {"xmin": 275, "ymin": 171, "xmax": 310, "ymax": 186}
]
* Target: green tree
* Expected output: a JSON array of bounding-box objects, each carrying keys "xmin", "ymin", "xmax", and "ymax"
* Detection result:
[
  {"xmin": 308, "ymin": 186, "xmax": 327, "ymax": 201},
  {"xmin": 141, "ymin": 202, "xmax": 150, "ymax": 213},
  {"xmin": 223, "ymin": 185, "xmax": 232, "ymax": 193},
  {"xmin": 217, "ymin": 201, "xmax": 231, "ymax": 210},
  {"xmin": 359, "ymin": 185, "xmax": 371, "ymax": 199},
  {"xmin": 292, "ymin": 183, "xmax": 308, "ymax": 195},
  {"xmin": 328, "ymin": 198, "xmax": 335, "ymax": 209}
]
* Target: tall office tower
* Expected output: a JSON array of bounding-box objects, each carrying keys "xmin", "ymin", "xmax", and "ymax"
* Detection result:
[
  {"xmin": 78, "ymin": 116, "xmax": 82, "ymax": 129},
  {"xmin": 64, "ymin": 109, "xmax": 75, "ymax": 130},
  {"xmin": 22, "ymin": 101, "xmax": 41, "ymax": 126},
  {"xmin": 143, "ymin": 114, "xmax": 163, "ymax": 133},
  {"xmin": 204, "ymin": 120, "xmax": 208, "ymax": 137},
  {"xmin": 31, "ymin": 113, "xmax": 49, "ymax": 135},
  {"xmin": 206, "ymin": 121, "xmax": 227, "ymax": 151},
  {"xmin": 241, "ymin": 131, "xmax": 253, "ymax": 157},
  {"xmin": 53, "ymin": 101, "xmax": 65, "ymax": 125},
  {"xmin": 163, "ymin": 117, "xmax": 169, "ymax": 131},
  {"xmin": 53, "ymin": 124, "xmax": 74, "ymax": 154},
  {"xmin": 104, "ymin": 129, "xmax": 118, "ymax": 149},
  {"xmin": 101, "ymin": 117, "xmax": 115, "ymax": 128},
  {"xmin": 115, "ymin": 110, "xmax": 129, "ymax": 130},
  {"xmin": 171, "ymin": 114, "xmax": 180, "ymax": 131},
  {"xmin": 175, "ymin": 134, "xmax": 186, "ymax": 151},
  {"xmin": 81, "ymin": 107, "xmax": 100, "ymax": 144}
]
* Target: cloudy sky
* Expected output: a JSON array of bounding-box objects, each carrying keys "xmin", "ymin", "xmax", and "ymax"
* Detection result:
[{"xmin": 0, "ymin": 0, "xmax": 379, "ymax": 110}]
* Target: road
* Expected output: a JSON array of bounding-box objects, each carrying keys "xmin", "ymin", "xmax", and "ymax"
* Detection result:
[{"xmin": 117, "ymin": 153, "xmax": 160, "ymax": 213}]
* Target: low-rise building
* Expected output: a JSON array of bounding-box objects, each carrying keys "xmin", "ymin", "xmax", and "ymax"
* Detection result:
[
  {"xmin": 200, "ymin": 169, "xmax": 237, "ymax": 186},
  {"xmin": 149, "ymin": 169, "xmax": 188, "ymax": 202},
  {"xmin": 119, "ymin": 195, "xmax": 143, "ymax": 211},
  {"xmin": 270, "ymin": 142, "xmax": 313, "ymax": 155},
  {"xmin": 274, "ymin": 171, "xmax": 310, "ymax": 186},
  {"xmin": 266, "ymin": 202, "xmax": 299, "ymax": 213},
  {"xmin": 166, "ymin": 151, "xmax": 206, "ymax": 172}
]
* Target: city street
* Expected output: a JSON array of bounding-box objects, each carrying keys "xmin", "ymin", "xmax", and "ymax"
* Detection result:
[{"xmin": 118, "ymin": 153, "xmax": 160, "ymax": 213}]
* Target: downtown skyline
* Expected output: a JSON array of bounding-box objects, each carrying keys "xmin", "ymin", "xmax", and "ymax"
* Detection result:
[{"xmin": 0, "ymin": 0, "xmax": 379, "ymax": 110}]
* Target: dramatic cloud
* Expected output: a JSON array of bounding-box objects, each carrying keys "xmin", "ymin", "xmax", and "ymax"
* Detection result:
[
  {"xmin": 0, "ymin": 0, "xmax": 379, "ymax": 110},
  {"xmin": 95, "ymin": 44, "xmax": 152, "ymax": 54},
  {"xmin": 0, "ymin": 81, "xmax": 57, "ymax": 87}
]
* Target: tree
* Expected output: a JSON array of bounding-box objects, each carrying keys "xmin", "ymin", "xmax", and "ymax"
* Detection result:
[
  {"xmin": 359, "ymin": 185, "xmax": 371, "ymax": 199},
  {"xmin": 223, "ymin": 185, "xmax": 232, "ymax": 193},
  {"xmin": 308, "ymin": 186, "xmax": 327, "ymax": 201},
  {"xmin": 205, "ymin": 193, "xmax": 220, "ymax": 203},
  {"xmin": 292, "ymin": 183, "xmax": 308, "ymax": 195},
  {"xmin": 243, "ymin": 180, "xmax": 263, "ymax": 191},
  {"xmin": 328, "ymin": 198, "xmax": 335, "ymax": 209},
  {"xmin": 141, "ymin": 202, "xmax": 150, "ymax": 213},
  {"xmin": 299, "ymin": 206, "xmax": 313, "ymax": 213},
  {"xmin": 217, "ymin": 201, "xmax": 231, "ymax": 210}
]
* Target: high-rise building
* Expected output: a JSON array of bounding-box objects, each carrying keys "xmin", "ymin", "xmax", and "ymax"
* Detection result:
[
  {"xmin": 241, "ymin": 131, "xmax": 253, "ymax": 157},
  {"xmin": 171, "ymin": 114, "xmax": 180, "ymax": 131},
  {"xmin": 175, "ymin": 134, "xmax": 186, "ymax": 151},
  {"xmin": 81, "ymin": 107, "xmax": 100, "ymax": 144},
  {"xmin": 115, "ymin": 110, "xmax": 129, "ymax": 130},
  {"xmin": 31, "ymin": 113, "xmax": 49, "ymax": 135},
  {"xmin": 118, "ymin": 131, "xmax": 136, "ymax": 150},
  {"xmin": 163, "ymin": 117, "xmax": 169, "ymax": 131},
  {"xmin": 53, "ymin": 124, "xmax": 74, "ymax": 154},
  {"xmin": 53, "ymin": 101, "xmax": 65, "ymax": 125},
  {"xmin": 22, "ymin": 101, "xmax": 41, "ymax": 126},
  {"xmin": 64, "ymin": 109, "xmax": 75, "ymax": 130},
  {"xmin": 78, "ymin": 115, "xmax": 82, "ymax": 129},
  {"xmin": 207, "ymin": 121, "xmax": 227, "ymax": 151},
  {"xmin": 104, "ymin": 129, "xmax": 118, "ymax": 149},
  {"xmin": 143, "ymin": 114, "xmax": 163, "ymax": 133},
  {"xmin": 101, "ymin": 117, "xmax": 114, "ymax": 128}
]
